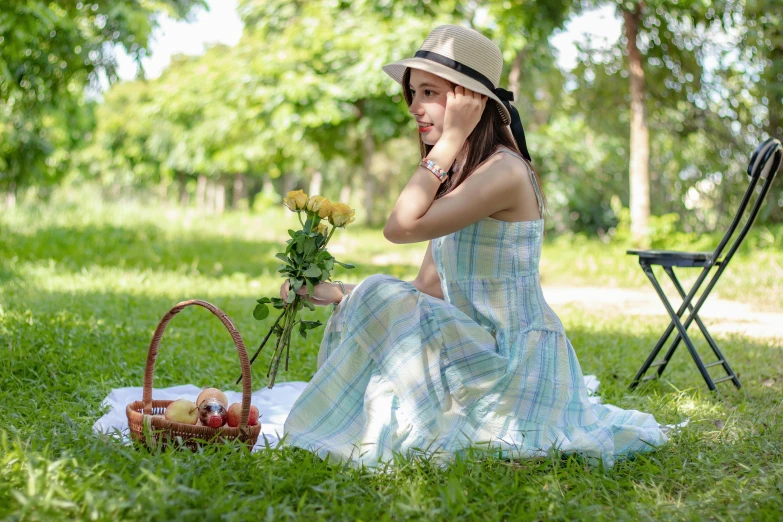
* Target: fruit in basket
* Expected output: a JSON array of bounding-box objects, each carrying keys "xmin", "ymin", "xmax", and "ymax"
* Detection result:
[
  {"xmin": 164, "ymin": 399, "xmax": 199, "ymax": 424},
  {"xmin": 196, "ymin": 388, "xmax": 228, "ymax": 408},
  {"xmin": 226, "ymin": 402, "xmax": 260, "ymax": 427},
  {"xmin": 198, "ymin": 398, "xmax": 227, "ymax": 428}
]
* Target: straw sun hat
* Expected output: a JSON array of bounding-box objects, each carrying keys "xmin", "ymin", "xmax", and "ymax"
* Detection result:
[{"xmin": 382, "ymin": 24, "xmax": 531, "ymax": 161}]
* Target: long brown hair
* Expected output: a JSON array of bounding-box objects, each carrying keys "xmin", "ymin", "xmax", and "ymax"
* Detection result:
[{"xmin": 402, "ymin": 67, "xmax": 546, "ymax": 211}]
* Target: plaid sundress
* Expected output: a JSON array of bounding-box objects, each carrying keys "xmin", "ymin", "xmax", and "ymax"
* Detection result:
[{"xmin": 283, "ymin": 149, "xmax": 668, "ymax": 467}]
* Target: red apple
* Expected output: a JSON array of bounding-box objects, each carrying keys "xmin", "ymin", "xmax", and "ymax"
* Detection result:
[
  {"xmin": 164, "ymin": 399, "xmax": 198, "ymax": 424},
  {"xmin": 196, "ymin": 388, "xmax": 228, "ymax": 408},
  {"xmin": 226, "ymin": 402, "xmax": 260, "ymax": 427}
]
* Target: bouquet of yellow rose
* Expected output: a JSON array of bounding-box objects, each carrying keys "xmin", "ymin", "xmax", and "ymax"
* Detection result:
[{"xmin": 237, "ymin": 190, "xmax": 356, "ymax": 388}]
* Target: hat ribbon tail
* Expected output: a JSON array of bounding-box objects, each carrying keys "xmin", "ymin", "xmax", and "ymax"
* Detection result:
[{"xmin": 493, "ymin": 87, "xmax": 532, "ymax": 163}]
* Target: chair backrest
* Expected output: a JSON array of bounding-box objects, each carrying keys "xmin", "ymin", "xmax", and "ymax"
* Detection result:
[{"xmin": 709, "ymin": 137, "xmax": 782, "ymax": 266}]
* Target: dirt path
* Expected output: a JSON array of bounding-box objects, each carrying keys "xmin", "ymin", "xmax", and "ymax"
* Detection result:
[{"xmin": 542, "ymin": 286, "xmax": 783, "ymax": 341}]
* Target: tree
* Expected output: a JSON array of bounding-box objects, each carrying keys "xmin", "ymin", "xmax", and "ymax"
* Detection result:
[{"xmin": 0, "ymin": 0, "xmax": 205, "ymax": 202}]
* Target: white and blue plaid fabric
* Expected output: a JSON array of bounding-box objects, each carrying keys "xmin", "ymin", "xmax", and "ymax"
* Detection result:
[{"xmin": 284, "ymin": 152, "xmax": 668, "ymax": 468}]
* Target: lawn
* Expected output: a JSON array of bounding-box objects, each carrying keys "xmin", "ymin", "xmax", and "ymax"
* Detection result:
[{"xmin": 1, "ymin": 190, "xmax": 782, "ymax": 520}]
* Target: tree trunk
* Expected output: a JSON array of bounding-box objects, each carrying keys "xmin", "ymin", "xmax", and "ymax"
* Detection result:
[
  {"xmin": 339, "ymin": 183, "xmax": 351, "ymax": 206},
  {"xmin": 232, "ymin": 173, "xmax": 246, "ymax": 209},
  {"xmin": 508, "ymin": 48, "xmax": 525, "ymax": 110},
  {"xmin": 4, "ymin": 182, "xmax": 16, "ymax": 208},
  {"xmin": 363, "ymin": 129, "xmax": 376, "ymax": 226},
  {"xmin": 157, "ymin": 178, "xmax": 168, "ymax": 208},
  {"xmin": 196, "ymin": 174, "xmax": 207, "ymax": 211},
  {"xmin": 308, "ymin": 170, "xmax": 323, "ymax": 197},
  {"xmin": 205, "ymin": 180, "xmax": 216, "ymax": 214},
  {"xmin": 282, "ymin": 172, "xmax": 297, "ymax": 195},
  {"xmin": 215, "ymin": 177, "xmax": 226, "ymax": 215},
  {"xmin": 623, "ymin": 5, "xmax": 651, "ymax": 244},
  {"xmin": 177, "ymin": 171, "xmax": 189, "ymax": 207}
]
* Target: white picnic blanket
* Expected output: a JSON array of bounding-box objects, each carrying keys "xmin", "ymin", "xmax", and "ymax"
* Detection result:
[
  {"xmin": 92, "ymin": 381, "xmax": 309, "ymax": 450},
  {"xmin": 93, "ymin": 375, "xmax": 685, "ymax": 452}
]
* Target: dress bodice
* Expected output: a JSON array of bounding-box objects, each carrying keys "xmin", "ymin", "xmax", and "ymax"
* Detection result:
[
  {"xmin": 432, "ymin": 217, "xmax": 544, "ymax": 282},
  {"xmin": 429, "ymin": 149, "xmax": 558, "ymax": 339}
]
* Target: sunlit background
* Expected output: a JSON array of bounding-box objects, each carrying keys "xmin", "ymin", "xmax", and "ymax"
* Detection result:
[{"xmin": 3, "ymin": 0, "xmax": 781, "ymax": 239}]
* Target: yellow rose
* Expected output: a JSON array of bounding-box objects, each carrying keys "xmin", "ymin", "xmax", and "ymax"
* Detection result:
[
  {"xmin": 305, "ymin": 195, "xmax": 333, "ymax": 218},
  {"xmin": 283, "ymin": 189, "xmax": 308, "ymax": 211},
  {"xmin": 329, "ymin": 202, "xmax": 356, "ymax": 228},
  {"xmin": 316, "ymin": 198, "xmax": 333, "ymax": 219},
  {"xmin": 315, "ymin": 222, "xmax": 329, "ymax": 236}
]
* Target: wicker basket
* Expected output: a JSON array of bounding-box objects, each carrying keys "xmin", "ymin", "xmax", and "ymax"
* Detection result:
[{"xmin": 126, "ymin": 299, "xmax": 261, "ymax": 451}]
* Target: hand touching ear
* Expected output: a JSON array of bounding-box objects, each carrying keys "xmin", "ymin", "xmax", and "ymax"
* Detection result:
[{"xmin": 442, "ymin": 85, "xmax": 487, "ymax": 140}]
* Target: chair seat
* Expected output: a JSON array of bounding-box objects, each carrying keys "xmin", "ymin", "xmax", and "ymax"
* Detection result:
[{"xmin": 626, "ymin": 249, "xmax": 714, "ymax": 267}]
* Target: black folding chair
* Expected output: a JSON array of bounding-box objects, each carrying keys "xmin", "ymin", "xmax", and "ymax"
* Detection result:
[{"xmin": 627, "ymin": 138, "xmax": 783, "ymax": 391}]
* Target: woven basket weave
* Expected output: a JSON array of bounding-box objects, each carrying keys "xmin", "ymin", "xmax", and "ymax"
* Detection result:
[{"xmin": 126, "ymin": 299, "xmax": 261, "ymax": 451}]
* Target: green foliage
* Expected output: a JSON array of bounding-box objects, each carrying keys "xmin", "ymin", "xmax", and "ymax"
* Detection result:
[
  {"xmin": 5, "ymin": 0, "xmax": 782, "ymax": 234},
  {"xmin": 0, "ymin": 0, "xmax": 206, "ymax": 193}
]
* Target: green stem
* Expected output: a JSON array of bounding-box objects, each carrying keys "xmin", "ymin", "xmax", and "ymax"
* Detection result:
[
  {"xmin": 297, "ymin": 211, "xmax": 305, "ymax": 227},
  {"xmin": 322, "ymin": 225, "xmax": 337, "ymax": 249},
  {"xmin": 236, "ymin": 308, "xmax": 287, "ymax": 384},
  {"xmin": 269, "ymin": 297, "xmax": 297, "ymax": 387},
  {"xmin": 266, "ymin": 309, "xmax": 288, "ymax": 378}
]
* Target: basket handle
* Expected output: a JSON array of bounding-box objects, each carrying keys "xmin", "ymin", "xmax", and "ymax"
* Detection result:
[{"xmin": 142, "ymin": 299, "xmax": 254, "ymax": 431}]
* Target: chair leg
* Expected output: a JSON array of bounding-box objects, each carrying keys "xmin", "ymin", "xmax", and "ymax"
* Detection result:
[
  {"xmin": 630, "ymin": 261, "xmax": 694, "ymax": 389},
  {"xmin": 635, "ymin": 263, "xmax": 717, "ymax": 391},
  {"xmin": 664, "ymin": 268, "xmax": 741, "ymax": 389},
  {"xmin": 630, "ymin": 261, "xmax": 712, "ymax": 389}
]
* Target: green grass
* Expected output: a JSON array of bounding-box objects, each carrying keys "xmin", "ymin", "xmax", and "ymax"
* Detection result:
[{"xmin": 1, "ymin": 191, "xmax": 782, "ymax": 520}]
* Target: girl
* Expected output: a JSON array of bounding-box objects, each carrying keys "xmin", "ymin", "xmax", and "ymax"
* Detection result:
[{"xmin": 280, "ymin": 25, "xmax": 667, "ymax": 468}]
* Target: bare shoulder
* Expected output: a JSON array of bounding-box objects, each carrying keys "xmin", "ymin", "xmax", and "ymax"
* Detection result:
[
  {"xmin": 466, "ymin": 148, "xmax": 539, "ymax": 220},
  {"xmin": 468, "ymin": 149, "xmax": 531, "ymax": 191}
]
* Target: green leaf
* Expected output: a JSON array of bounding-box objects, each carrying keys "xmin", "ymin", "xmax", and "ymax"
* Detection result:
[
  {"xmin": 306, "ymin": 279, "xmax": 314, "ymax": 297},
  {"xmin": 304, "ymin": 237, "xmax": 317, "ymax": 257},
  {"xmin": 301, "ymin": 299, "xmax": 315, "ymax": 312},
  {"xmin": 285, "ymin": 291, "xmax": 296, "ymax": 304},
  {"xmin": 291, "ymin": 278, "xmax": 303, "ymax": 291},
  {"xmin": 294, "ymin": 235, "xmax": 305, "ymax": 253},
  {"xmin": 253, "ymin": 303, "xmax": 269, "ymax": 320},
  {"xmin": 275, "ymin": 253, "xmax": 289, "ymax": 263},
  {"xmin": 302, "ymin": 320, "xmax": 322, "ymax": 329},
  {"xmin": 256, "ymin": 297, "xmax": 271, "ymax": 304},
  {"xmin": 303, "ymin": 264, "xmax": 322, "ymax": 278},
  {"xmin": 321, "ymin": 269, "xmax": 330, "ymax": 280},
  {"xmin": 288, "ymin": 229, "xmax": 297, "ymax": 239},
  {"xmin": 334, "ymin": 260, "xmax": 355, "ymax": 269}
]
